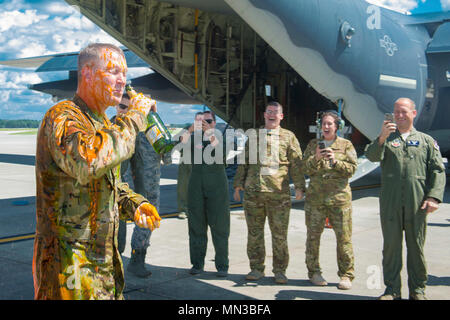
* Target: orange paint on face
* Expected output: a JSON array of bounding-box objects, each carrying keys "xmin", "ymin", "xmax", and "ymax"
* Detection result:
[{"xmin": 78, "ymin": 48, "xmax": 127, "ymax": 115}]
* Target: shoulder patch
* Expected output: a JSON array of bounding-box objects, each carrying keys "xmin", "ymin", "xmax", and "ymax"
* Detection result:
[
  {"xmin": 433, "ymin": 140, "xmax": 440, "ymax": 151},
  {"xmin": 391, "ymin": 139, "xmax": 401, "ymax": 148}
]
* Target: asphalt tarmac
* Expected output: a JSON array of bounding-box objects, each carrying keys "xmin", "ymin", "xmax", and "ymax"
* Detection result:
[{"xmin": 0, "ymin": 130, "xmax": 449, "ymax": 301}]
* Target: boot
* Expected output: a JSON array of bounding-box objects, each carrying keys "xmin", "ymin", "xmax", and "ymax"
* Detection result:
[
  {"xmin": 127, "ymin": 249, "xmax": 152, "ymax": 278},
  {"xmin": 309, "ymin": 273, "xmax": 328, "ymax": 286}
]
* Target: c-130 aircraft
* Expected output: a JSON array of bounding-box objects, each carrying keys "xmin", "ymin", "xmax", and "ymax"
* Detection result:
[{"xmin": 5, "ymin": 0, "xmax": 450, "ymax": 181}]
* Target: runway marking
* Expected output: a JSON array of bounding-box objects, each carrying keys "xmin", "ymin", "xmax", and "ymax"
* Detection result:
[{"xmin": 0, "ymin": 233, "xmax": 35, "ymax": 244}]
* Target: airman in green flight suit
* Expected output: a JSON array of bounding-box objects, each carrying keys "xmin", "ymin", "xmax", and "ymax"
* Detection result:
[{"xmin": 365, "ymin": 97, "xmax": 446, "ymax": 300}]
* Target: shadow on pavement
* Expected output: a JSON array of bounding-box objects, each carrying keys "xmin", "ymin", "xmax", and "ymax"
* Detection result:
[{"xmin": 0, "ymin": 154, "xmax": 35, "ymax": 166}]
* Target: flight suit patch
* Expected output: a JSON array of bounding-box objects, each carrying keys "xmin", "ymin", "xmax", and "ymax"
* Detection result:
[{"xmin": 391, "ymin": 139, "xmax": 401, "ymax": 148}]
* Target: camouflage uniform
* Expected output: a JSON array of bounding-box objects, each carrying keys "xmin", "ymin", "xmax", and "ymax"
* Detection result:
[
  {"xmin": 301, "ymin": 137, "xmax": 357, "ymax": 280},
  {"xmin": 233, "ymin": 127, "xmax": 305, "ymax": 274},
  {"xmin": 365, "ymin": 128, "xmax": 446, "ymax": 297},
  {"xmin": 33, "ymin": 95, "xmax": 148, "ymax": 300},
  {"xmin": 117, "ymin": 132, "xmax": 171, "ymax": 252}
]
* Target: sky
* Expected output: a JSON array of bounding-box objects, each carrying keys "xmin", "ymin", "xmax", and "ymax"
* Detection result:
[
  {"xmin": 0, "ymin": 0, "xmax": 206, "ymax": 124},
  {"xmin": 0, "ymin": 0, "xmax": 448, "ymax": 123}
]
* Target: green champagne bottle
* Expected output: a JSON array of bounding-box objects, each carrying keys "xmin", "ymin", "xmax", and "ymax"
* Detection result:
[{"xmin": 125, "ymin": 85, "xmax": 174, "ymax": 154}]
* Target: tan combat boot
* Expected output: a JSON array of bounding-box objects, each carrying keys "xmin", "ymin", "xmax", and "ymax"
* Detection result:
[
  {"xmin": 274, "ymin": 272, "xmax": 288, "ymax": 284},
  {"xmin": 246, "ymin": 270, "xmax": 265, "ymax": 281},
  {"xmin": 338, "ymin": 276, "xmax": 352, "ymax": 290},
  {"xmin": 309, "ymin": 273, "xmax": 328, "ymax": 286}
]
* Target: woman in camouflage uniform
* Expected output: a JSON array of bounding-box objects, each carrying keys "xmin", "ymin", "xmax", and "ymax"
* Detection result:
[{"xmin": 301, "ymin": 111, "xmax": 357, "ymax": 290}]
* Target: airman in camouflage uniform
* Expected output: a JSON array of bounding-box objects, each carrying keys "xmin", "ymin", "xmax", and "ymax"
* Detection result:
[
  {"xmin": 114, "ymin": 94, "xmax": 171, "ymax": 278},
  {"xmin": 302, "ymin": 111, "xmax": 357, "ymax": 290},
  {"xmin": 33, "ymin": 43, "xmax": 160, "ymax": 300},
  {"xmin": 120, "ymin": 131, "xmax": 171, "ymax": 277},
  {"xmin": 233, "ymin": 102, "xmax": 305, "ymax": 284}
]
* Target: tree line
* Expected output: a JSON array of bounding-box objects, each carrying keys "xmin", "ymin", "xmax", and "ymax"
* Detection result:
[{"xmin": 0, "ymin": 119, "xmax": 40, "ymax": 128}]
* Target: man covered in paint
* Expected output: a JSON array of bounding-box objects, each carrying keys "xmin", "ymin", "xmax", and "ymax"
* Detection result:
[
  {"xmin": 365, "ymin": 97, "xmax": 446, "ymax": 300},
  {"xmin": 33, "ymin": 43, "xmax": 161, "ymax": 300}
]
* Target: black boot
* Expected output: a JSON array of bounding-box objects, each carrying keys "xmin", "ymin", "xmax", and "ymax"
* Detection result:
[{"xmin": 127, "ymin": 249, "xmax": 152, "ymax": 278}]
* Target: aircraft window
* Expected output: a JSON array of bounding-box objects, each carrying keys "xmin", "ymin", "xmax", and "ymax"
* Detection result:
[
  {"xmin": 446, "ymin": 71, "xmax": 450, "ymax": 82},
  {"xmin": 265, "ymin": 85, "xmax": 271, "ymax": 97}
]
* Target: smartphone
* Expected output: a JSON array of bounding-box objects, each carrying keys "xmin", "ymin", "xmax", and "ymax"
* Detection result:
[{"xmin": 384, "ymin": 113, "xmax": 394, "ymax": 123}]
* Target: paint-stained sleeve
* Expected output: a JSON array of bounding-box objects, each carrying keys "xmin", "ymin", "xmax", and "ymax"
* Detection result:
[
  {"xmin": 117, "ymin": 182, "xmax": 148, "ymax": 221},
  {"xmin": 425, "ymin": 137, "xmax": 446, "ymax": 203},
  {"xmin": 333, "ymin": 140, "xmax": 357, "ymax": 177},
  {"xmin": 365, "ymin": 137, "xmax": 385, "ymax": 162},
  {"xmin": 46, "ymin": 104, "xmax": 147, "ymax": 186},
  {"xmin": 288, "ymin": 133, "xmax": 306, "ymax": 191}
]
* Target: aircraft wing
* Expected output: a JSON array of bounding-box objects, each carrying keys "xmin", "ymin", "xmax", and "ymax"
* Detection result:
[
  {"xmin": 0, "ymin": 55, "xmax": 55, "ymax": 69},
  {"xmin": 0, "ymin": 48, "xmax": 148, "ymax": 71},
  {"xmin": 0, "ymin": 47, "xmax": 200, "ymax": 105},
  {"xmin": 401, "ymin": 11, "xmax": 450, "ymax": 27},
  {"xmin": 426, "ymin": 20, "xmax": 450, "ymax": 53}
]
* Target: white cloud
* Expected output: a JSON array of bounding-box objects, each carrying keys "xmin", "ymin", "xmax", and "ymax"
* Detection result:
[
  {"xmin": 0, "ymin": 90, "xmax": 11, "ymax": 103},
  {"xmin": 0, "ymin": 9, "xmax": 48, "ymax": 32},
  {"xmin": 18, "ymin": 42, "xmax": 49, "ymax": 58},
  {"xmin": 441, "ymin": 0, "xmax": 450, "ymax": 10},
  {"xmin": 365, "ymin": 0, "xmax": 419, "ymax": 12},
  {"xmin": 127, "ymin": 67, "xmax": 153, "ymax": 79},
  {"xmin": 0, "ymin": 67, "xmax": 53, "ymax": 120},
  {"xmin": 0, "ymin": 0, "xmax": 201, "ymax": 121},
  {"xmin": 11, "ymin": 72, "xmax": 42, "ymax": 85},
  {"xmin": 0, "ymin": 69, "xmax": 43, "ymax": 90},
  {"xmin": 46, "ymin": 2, "xmax": 79, "ymax": 15}
]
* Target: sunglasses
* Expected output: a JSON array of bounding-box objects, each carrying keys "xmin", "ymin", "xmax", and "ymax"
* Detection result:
[{"xmin": 118, "ymin": 104, "xmax": 128, "ymax": 110}]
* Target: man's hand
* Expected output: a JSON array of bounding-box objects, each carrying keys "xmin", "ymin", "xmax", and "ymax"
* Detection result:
[
  {"xmin": 233, "ymin": 187, "xmax": 243, "ymax": 202},
  {"xmin": 378, "ymin": 120, "xmax": 397, "ymax": 145},
  {"xmin": 202, "ymin": 120, "xmax": 214, "ymax": 132},
  {"xmin": 295, "ymin": 189, "xmax": 304, "ymax": 200},
  {"xmin": 180, "ymin": 127, "xmax": 191, "ymax": 144},
  {"xmin": 421, "ymin": 198, "xmax": 440, "ymax": 215},
  {"xmin": 150, "ymin": 102, "xmax": 157, "ymax": 113},
  {"xmin": 129, "ymin": 93, "xmax": 156, "ymax": 116},
  {"xmin": 134, "ymin": 203, "xmax": 161, "ymax": 231}
]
